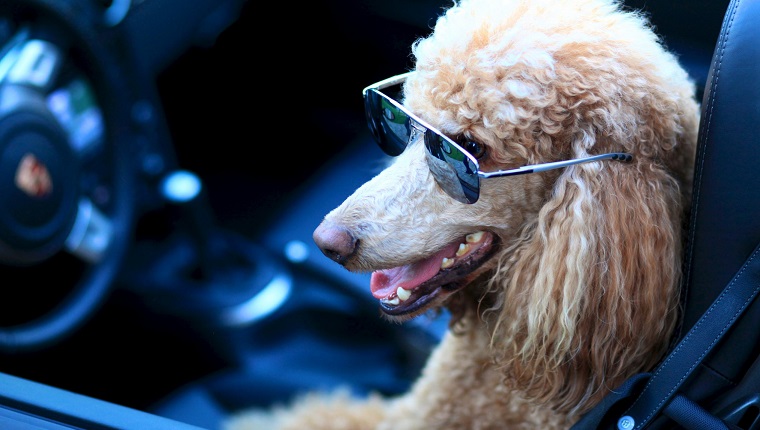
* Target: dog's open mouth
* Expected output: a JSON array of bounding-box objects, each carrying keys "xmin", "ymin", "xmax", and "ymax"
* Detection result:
[{"xmin": 370, "ymin": 231, "xmax": 498, "ymax": 317}]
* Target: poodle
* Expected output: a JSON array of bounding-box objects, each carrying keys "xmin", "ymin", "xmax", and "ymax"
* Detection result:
[{"xmin": 226, "ymin": 0, "xmax": 700, "ymax": 428}]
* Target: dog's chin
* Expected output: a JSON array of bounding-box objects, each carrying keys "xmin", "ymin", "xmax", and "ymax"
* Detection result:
[{"xmin": 370, "ymin": 231, "xmax": 499, "ymax": 322}]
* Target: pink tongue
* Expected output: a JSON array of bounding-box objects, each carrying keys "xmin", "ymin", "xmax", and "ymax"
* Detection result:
[{"xmin": 370, "ymin": 242, "xmax": 460, "ymax": 299}]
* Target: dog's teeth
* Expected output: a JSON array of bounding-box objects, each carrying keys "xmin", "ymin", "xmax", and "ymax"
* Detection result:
[
  {"xmin": 397, "ymin": 287, "xmax": 411, "ymax": 301},
  {"xmin": 441, "ymin": 257, "xmax": 454, "ymax": 269},
  {"xmin": 385, "ymin": 297, "xmax": 400, "ymax": 305},
  {"xmin": 456, "ymin": 243, "xmax": 470, "ymax": 257},
  {"xmin": 466, "ymin": 231, "xmax": 485, "ymax": 243}
]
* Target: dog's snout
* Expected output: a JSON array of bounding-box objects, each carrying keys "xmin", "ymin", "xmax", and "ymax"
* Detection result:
[{"xmin": 313, "ymin": 220, "xmax": 357, "ymax": 265}]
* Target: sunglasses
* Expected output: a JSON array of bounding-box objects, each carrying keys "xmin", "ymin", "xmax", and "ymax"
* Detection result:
[{"xmin": 363, "ymin": 71, "xmax": 633, "ymax": 204}]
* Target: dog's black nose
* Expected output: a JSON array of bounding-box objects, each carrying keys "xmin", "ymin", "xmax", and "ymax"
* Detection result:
[{"xmin": 313, "ymin": 220, "xmax": 357, "ymax": 265}]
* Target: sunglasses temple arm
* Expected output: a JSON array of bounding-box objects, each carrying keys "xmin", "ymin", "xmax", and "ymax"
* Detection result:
[{"xmin": 479, "ymin": 152, "xmax": 633, "ymax": 178}]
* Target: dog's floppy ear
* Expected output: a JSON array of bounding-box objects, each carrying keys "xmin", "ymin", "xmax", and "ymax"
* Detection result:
[{"xmin": 486, "ymin": 136, "xmax": 684, "ymax": 414}]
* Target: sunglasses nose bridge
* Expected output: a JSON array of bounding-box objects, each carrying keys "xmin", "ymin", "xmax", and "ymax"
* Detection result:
[{"xmin": 408, "ymin": 121, "xmax": 427, "ymax": 145}]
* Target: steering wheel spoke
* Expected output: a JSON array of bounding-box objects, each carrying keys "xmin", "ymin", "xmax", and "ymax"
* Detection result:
[{"xmin": 64, "ymin": 198, "xmax": 113, "ymax": 264}]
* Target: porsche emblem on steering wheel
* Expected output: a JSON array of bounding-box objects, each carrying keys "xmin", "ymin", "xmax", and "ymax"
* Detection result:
[{"xmin": 14, "ymin": 153, "xmax": 53, "ymax": 198}]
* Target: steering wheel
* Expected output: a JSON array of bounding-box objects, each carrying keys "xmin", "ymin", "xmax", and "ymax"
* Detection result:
[{"xmin": 0, "ymin": 0, "xmax": 136, "ymax": 352}]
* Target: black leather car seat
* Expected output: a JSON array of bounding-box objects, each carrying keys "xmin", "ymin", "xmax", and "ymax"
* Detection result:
[{"xmin": 669, "ymin": 0, "xmax": 760, "ymax": 422}]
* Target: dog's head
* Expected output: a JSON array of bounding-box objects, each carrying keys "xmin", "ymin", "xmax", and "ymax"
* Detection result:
[{"xmin": 313, "ymin": 0, "xmax": 699, "ymax": 412}]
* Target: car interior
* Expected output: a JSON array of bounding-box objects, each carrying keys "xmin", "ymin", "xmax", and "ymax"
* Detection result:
[{"xmin": 0, "ymin": 0, "xmax": 757, "ymax": 429}]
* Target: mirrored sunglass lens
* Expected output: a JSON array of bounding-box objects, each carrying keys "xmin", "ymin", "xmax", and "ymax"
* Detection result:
[
  {"xmin": 424, "ymin": 133, "xmax": 480, "ymax": 204},
  {"xmin": 365, "ymin": 90, "xmax": 410, "ymax": 156}
]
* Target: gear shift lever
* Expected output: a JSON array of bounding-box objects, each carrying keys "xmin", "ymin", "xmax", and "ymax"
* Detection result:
[
  {"xmin": 159, "ymin": 169, "xmax": 218, "ymax": 277},
  {"xmin": 122, "ymin": 168, "xmax": 292, "ymax": 330}
]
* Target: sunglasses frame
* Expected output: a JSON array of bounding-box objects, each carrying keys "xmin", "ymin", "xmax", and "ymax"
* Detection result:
[{"xmin": 363, "ymin": 72, "xmax": 633, "ymax": 204}]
